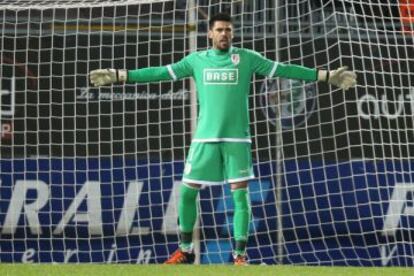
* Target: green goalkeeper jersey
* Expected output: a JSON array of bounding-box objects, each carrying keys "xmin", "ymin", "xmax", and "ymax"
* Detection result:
[{"xmin": 127, "ymin": 47, "xmax": 317, "ymax": 143}]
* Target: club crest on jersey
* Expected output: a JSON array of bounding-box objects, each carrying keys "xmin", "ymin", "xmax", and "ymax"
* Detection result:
[{"xmin": 231, "ymin": 54, "xmax": 240, "ymax": 65}]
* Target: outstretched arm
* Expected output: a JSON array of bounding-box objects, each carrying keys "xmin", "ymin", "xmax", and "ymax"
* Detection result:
[
  {"xmin": 274, "ymin": 63, "xmax": 357, "ymax": 91},
  {"xmin": 250, "ymin": 50, "xmax": 357, "ymax": 91},
  {"xmin": 89, "ymin": 56, "xmax": 193, "ymax": 87},
  {"xmin": 89, "ymin": 66, "xmax": 177, "ymax": 87},
  {"xmin": 275, "ymin": 63, "xmax": 356, "ymax": 90}
]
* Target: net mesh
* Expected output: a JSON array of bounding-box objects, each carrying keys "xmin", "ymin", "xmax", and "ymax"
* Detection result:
[
  {"xmin": 0, "ymin": 0, "xmax": 413, "ymax": 266},
  {"xmin": 0, "ymin": 0, "xmax": 170, "ymax": 9}
]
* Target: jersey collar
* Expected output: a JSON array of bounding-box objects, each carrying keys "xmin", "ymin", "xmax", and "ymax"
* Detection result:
[{"xmin": 209, "ymin": 46, "xmax": 234, "ymax": 56}]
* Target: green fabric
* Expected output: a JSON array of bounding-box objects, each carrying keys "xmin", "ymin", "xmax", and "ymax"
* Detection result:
[
  {"xmin": 275, "ymin": 63, "xmax": 317, "ymax": 81},
  {"xmin": 127, "ymin": 46, "xmax": 318, "ymax": 142},
  {"xmin": 232, "ymin": 188, "xmax": 251, "ymax": 243},
  {"xmin": 127, "ymin": 66, "xmax": 171, "ymax": 83},
  {"xmin": 182, "ymin": 142, "xmax": 253, "ymax": 184},
  {"xmin": 234, "ymin": 240, "xmax": 247, "ymax": 256},
  {"xmin": 179, "ymin": 231, "xmax": 193, "ymax": 252},
  {"xmin": 178, "ymin": 184, "xmax": 199, "ymax": 234},
  {"xmin": 170, "ymin": 47, "xmax": 275, "ymax": 142}
]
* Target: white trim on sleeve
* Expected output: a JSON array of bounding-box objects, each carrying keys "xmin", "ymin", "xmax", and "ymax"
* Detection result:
[
  {"xmin": 268, "ymin": 62, "xmax": 279, "ymax": 78},
  {"xmin": 167, "ymin": 64, "xmax": 177, "ymax": 81}
]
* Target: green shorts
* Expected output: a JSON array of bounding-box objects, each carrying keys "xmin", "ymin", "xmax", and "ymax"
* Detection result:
[{"xmin": 182, "ymin": 142, "xmax": 255, "ymax": 185}]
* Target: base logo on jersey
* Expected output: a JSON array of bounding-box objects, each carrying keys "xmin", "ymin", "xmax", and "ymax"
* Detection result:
[
  {"xmin": 259, "ymin": 79, "xmax": 316, "ymax": 129},
  {"xmin": 203, "ymin": 69, "xmax": 238, "ymax": 85},
  {"xmin": 231, "ymin": 54, "xmax": 240, "ymax": 66}
]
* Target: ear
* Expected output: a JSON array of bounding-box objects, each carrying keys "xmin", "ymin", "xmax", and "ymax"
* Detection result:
[{"xmin": 208, "ymin": 29, "xmax": 213, "ymax": 39}]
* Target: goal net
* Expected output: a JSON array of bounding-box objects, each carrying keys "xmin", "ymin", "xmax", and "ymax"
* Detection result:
[{"xmin": 0, "ymin": 0, "xmax": 413, "ymax": 266}]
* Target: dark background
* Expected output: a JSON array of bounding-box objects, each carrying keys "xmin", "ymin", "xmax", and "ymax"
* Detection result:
[{"xmin": 0, "ymin": 0, "xmax": 413, "ymax": 160}]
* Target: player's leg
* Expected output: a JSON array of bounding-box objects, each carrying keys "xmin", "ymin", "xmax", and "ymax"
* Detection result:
[
  {"xmin": 178, "ymin": 182, "xmax": 200, "ymax": 252},
  {"xmin": 222, "ymin": 142, "xmax": 254, "ymax": 265},
  {"xmin": 230, "ymin": 181, "xmax": 250, "ymax": 265},
  {"xmin": 165, "ymin": 142, "xmax": 224, "ymax": 264},
  {"xmin": 165, "ymin": 181, "xmax": 200, "ymax": 264}
]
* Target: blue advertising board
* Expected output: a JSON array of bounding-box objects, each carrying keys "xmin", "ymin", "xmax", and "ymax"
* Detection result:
[
  {"xmin": 0, "ymin": 158, "xmax": 413, "ymax": 265},
  {"xmin": 282, "ymin": 160, "xmax": 414, "ymax": 266}
]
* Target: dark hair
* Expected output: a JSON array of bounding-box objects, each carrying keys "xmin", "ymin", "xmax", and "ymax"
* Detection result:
[{"xmin": 209, "ymin": 13, "xmax": 232, "ymax": 29}]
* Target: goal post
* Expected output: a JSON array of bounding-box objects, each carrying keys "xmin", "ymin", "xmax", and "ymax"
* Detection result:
[{"xmin": 0, "ymin": 0, "xmax": 414, "ymax": 266}]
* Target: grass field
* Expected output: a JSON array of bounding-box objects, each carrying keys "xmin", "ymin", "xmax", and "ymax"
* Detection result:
[{"xmin": 0, "ymin": 264, "xmax": 413, "ymax": 276}]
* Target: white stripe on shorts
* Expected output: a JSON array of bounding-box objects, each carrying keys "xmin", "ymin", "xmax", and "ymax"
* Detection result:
[
  {"xmin": 192, "ymin": 138, "xmax": 251, "ymax": 143},
  {"xmin": 182, "ymin": 175, "xmax": 255, "ymax": 186},
  {"xmin": 227, "ymin": 175, "xmax": 255, "ymax": 184},
  {"xmin": 182, "ymin": 178, "xmax": 226, "ymax": 186}
]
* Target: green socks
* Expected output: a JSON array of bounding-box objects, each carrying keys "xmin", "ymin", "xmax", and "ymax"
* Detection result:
[
  {"xmin": 232, "ymin": 188, "xmax": 251, "ymax": 255},
  {"xmin": 177, "ymin": 184, "xmax": 251, "ymax": 255},
  {"xmin": 178, "ymin": 183, "xmax": 199, "ymax": 251}
]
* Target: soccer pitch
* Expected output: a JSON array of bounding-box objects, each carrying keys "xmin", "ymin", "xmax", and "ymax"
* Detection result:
[{"xmin": 0, "ymin": 264, "xmax": 413, "ymax": 276}]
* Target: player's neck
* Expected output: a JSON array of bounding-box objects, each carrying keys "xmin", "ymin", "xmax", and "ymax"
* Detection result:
[{"xmin": 211, "ymin": 46, "xmax": 232, "ymax": 55}]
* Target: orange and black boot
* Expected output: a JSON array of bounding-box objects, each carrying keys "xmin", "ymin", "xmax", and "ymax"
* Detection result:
[{"xmin": 164, "ymin": 248, "xmax": 195, "ymax": 264}]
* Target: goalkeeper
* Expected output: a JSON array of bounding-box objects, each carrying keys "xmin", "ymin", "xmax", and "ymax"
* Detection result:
[{"xmin": 90, "ymin": 13, "xmax": 356, "ymax": 265}]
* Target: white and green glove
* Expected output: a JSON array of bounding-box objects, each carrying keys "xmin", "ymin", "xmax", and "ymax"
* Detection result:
[
  {"xmin": 318, "ymin": 66, "xmax": 357, "ymax": 90},
  {"xmin": 89, "ymin": 69, "xmax": 128, "ymax": 86}
]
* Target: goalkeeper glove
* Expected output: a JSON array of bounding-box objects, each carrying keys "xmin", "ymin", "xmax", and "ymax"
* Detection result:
[
  {"xmin": 89, "ymin": 69, "xmax": 128, "ymax": 86},
  {"xmin": 318, "ymin": 66, "xmax": 357, "ymax": 90}
]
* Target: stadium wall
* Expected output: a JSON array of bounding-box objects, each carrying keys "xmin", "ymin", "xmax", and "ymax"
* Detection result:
[{"xmin": 0, "ymin": 158, "xmax": 413, "ymax": 265}]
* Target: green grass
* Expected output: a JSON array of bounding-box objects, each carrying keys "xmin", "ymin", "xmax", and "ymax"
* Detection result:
[{"xmin": 0, "ymin": 264, "xmax": 413, "ymax": 276}]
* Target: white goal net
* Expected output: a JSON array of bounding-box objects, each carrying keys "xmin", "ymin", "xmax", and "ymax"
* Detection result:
[{"xmin": 0, "ymin": 0, "xmax": 413, "ymax": 266}]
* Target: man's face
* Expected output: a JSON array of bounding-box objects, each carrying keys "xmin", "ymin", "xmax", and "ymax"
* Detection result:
[{"xmin": 208, "ymin": 20, "xmax": 233, "ymax": 50}]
